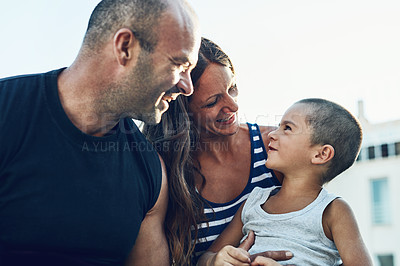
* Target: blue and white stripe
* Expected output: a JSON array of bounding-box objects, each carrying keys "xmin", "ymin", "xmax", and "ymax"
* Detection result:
[{"xmin": 192, "ymin": 123, "xmax": 281, "ymax": 262}]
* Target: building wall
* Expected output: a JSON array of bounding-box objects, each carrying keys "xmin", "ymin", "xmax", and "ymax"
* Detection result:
[{"xmin": 325, "ymin": 104, "xmax": 400, "ymax": 266}]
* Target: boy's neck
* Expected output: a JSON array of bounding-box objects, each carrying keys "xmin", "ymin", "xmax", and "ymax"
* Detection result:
[
  {"xmin": 262, "ymin": 175, "xmax": 323, "ymax": 214},
  {"xmin": 279, "ymin": 177, "xmax": 322, "ymax": 197}
]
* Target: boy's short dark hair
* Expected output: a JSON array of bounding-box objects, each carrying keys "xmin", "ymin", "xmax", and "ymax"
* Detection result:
[{"xmin": 297, "ymin": 98, "xmax": 363, "ymax": 184}]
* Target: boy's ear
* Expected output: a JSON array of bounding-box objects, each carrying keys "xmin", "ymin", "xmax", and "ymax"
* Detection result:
[{"xmin": 311, "ymin": 144, "xmax": 335, "ymax": 165}]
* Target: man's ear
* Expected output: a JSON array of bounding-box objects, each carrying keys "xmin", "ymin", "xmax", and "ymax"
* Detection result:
[
  {"xmin": 113, "ymin": 28, "xmax": 138, "ymax": 66},
  {"xmin": 311, "ymin": 144, "xmax": 334, "ymax": 165}
]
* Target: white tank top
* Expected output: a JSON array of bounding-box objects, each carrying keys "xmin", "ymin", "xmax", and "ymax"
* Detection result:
[{"xmin": 242, "ymin": 186, "xmax": 342, "ymax": 266}]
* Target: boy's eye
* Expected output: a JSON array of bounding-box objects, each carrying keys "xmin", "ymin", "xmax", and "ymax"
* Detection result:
[{"xmin": 284, "ymin": 125, "xmax": 292, "ymax": 131}]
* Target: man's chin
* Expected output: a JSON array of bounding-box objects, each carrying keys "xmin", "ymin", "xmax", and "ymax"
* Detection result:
[{"xmin": 140, "ymin": 111, "xmax": 163, "ymax": 125}]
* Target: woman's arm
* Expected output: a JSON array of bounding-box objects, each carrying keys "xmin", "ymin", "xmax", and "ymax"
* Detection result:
[
  {"xmin": 197, "ymin": 204, "xmax": 250, "ymax": 266},
  {"xmin": 324, "ymin": 198, "xmax": 373, "ymax": 266}
]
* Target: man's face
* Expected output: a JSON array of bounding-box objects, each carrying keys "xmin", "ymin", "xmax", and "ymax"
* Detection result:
[{"xmin": 125, "ymin": 4, "xmax": 201, "ymax": 124}]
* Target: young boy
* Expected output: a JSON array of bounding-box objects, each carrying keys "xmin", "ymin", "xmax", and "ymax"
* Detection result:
[{"xmin": 198, "ymin": 98, "xmax": 372, "ymax": 266}]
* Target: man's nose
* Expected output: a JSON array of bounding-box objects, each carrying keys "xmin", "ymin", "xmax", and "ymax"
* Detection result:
[{"xmin": 176, "ymin": 70, "xmax": 194, "ymax": 96}]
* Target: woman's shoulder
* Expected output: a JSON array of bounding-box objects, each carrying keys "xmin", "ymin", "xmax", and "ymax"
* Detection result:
[
  {"xmin": 239, "ymin": 123, "xmax": 276, "ymax": 132},
  {"xmin": 238, "ymin": 123, "xmax": 277, "ymax": 146},
  {"xmin": 238, "ymin": 123, "xmax": 252, "ymax": 136},
  {"xmin": 258, "ymin": 125, "xmax": 277, "ymax": 136},
  {"xmin": 241, "ymin": 123, "xmax": 277, "ymax": 141}
]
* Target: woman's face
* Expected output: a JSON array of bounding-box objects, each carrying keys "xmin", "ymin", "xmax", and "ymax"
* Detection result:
[{"xmin": 188, "ymin": 63, "xmax": 239, "ymax": 138}]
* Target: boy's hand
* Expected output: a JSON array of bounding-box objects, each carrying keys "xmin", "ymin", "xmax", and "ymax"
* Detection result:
[{"xmin": 199, "ymin": 231, "xmax": 294, "ymax": 266}]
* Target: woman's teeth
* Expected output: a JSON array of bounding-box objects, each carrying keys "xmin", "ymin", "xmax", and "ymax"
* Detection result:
[{"xmin": 217, "ymin": 115, "xmax": 233, "ymax": 122}]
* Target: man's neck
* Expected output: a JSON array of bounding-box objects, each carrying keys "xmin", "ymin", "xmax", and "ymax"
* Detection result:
[{"xmin": 57, "ymin": 65, "xmax": 120, "ymax": 137}]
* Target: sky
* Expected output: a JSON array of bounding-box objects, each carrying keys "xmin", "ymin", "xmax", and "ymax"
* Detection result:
[{"xmin": 1, "ymin": 0, "xmax": 399, "ymax": 126}]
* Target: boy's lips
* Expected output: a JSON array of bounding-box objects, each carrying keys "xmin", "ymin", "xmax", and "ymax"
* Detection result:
[{"xmin": 268, "ymin": 145, "xmax": 277, "ymax": 151}]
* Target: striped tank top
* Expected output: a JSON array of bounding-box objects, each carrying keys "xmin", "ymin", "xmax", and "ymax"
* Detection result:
[{"xmin": 192, "ymin": 123, "xmax": 280, "ymax": 262}]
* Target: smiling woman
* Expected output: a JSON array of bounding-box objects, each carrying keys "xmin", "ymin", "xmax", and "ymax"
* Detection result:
[
  {"xmin": 188, "ymin": 62, "xmax": 239, "ymax": 137},
  {"xmin": 142, "ymin": 37, "xmax": 283, "ymax": 264}
]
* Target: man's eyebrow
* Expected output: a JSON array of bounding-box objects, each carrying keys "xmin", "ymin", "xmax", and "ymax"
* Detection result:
[{"xmin": 172, "ymin": 56, "xmax": 193, "ymax": 65}]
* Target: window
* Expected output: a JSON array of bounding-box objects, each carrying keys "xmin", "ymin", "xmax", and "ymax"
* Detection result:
[
  {"xmin": 377, "ymin": 254, "xmax": 394, "ymax": 266},
  {"xmin": 381, "ymin": 144, "xmax": 388, "ymax": 158},
  {"xmin": 395, "ymin": 142, "xmax": 400, "ymax": 156},
  {"xmin": 368, "ymin": 146, "xmax": 375, "ymax": 160},
  {"xmin": 371, "ymin": 178, "xmax": 391, "ymax": 224},
  {"xmin": 356, "ymin": 148, "xmax": 362, "ymax": 162}
]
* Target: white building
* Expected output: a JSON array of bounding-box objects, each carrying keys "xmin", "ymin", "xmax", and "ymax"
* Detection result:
[{"xmin": 326, "ymin": 101, "xmax": 400, "ymax": 266}]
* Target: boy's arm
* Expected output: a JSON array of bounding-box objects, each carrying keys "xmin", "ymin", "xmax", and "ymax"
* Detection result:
[
  {"xmin": 197, "ymin": 203, "xmax": 250, "ymax": 266},
  {"xmin": 324, "ymin": 198, "xmax": 373, "ymax": 266},
  {"xmin": 198, "ymin": 203, "xmax": 292, "ymax": 266}
]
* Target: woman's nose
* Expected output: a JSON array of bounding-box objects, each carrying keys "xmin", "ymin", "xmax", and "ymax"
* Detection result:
[{"xmin": 222, "ymin": 95, "xmax": 239, "ymax": 113}]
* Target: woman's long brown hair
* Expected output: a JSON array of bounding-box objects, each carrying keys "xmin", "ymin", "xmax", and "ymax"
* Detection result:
[{"xmin": 142, "ymin": 37, "xmax": 235, "ymax": 265}]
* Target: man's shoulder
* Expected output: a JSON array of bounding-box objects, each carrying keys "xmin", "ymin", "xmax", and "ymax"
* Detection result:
[
  {"xmin": 0, "ymin": 71, "xmax": 53, "ymax": 116},
  {"xmin": 0, "ymin": 69, "xmax": 63, "ymax": 97},
  {"xmin": 0, "ymin": 68, "xmax": 64, "ymax": 84},
  {"xmin": 0, "ymin": 71, "xmax": 45, "ymax": 85}
]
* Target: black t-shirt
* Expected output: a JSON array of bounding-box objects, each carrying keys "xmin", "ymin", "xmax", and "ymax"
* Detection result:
[{"xmin": 0, "ymin": 69, "xmax": 162, "ymax": 265}]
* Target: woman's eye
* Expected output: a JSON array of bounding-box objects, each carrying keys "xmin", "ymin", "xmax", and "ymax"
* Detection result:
[
  {"xmin": 284, "ymin": 125, "xmax": 291, "ymax": 131},
  {"xmin": 204, "ymin": 100, "xmax": 217, "ymax": 108},
  {"xmin": 228, "ymin": 85, "xmax": 238, "ymax": 97}
]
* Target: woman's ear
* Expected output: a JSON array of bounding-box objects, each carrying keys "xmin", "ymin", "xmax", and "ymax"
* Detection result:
[
  {"xmin": 311, "ymin": 144, "xmax": 335, "ymax": 165},
  {"xmin": 113, "ymin": 28, "xmax": 138, "ymax": 66}
]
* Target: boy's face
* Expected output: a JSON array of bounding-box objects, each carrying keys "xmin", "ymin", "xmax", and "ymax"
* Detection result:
[{"xmin": 266, "ymin": 103, "xmax": 317, "ymax": 175}]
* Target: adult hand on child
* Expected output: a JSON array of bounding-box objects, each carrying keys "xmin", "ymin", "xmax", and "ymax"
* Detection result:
[
  {"xmin": 208, "ymin": 245, "xmax": 251, "ymax": 266},
  {"xmin": 203, "ymin": 231, "xmax": 255, "ymax": 266},
  {"xmin": 240, "ymin": 231, "xmax": 294, "ymax": 266},
  {"xmin": 199, "ymin": 231, "xmax": 294, "ymax": 266},
  {"xmin": 250, "ymin": 256, "xmax": 286, "ymax": 266}
]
